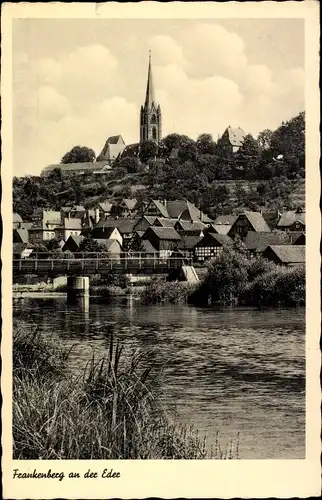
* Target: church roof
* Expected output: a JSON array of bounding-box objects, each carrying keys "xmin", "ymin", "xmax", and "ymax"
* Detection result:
[
  {"xmin": 144, "ymin": 53, "xmax": 156, "ymax": 109},
  {"xmin": 224, "ymin": 126, "xmax": 246, "ymax": 147},
  {"xmin": 106, "ymin": 135, "xmax": 124, "ymax": 145}
]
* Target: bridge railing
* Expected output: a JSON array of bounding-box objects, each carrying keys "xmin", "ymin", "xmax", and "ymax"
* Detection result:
[
  {"xmin": 16, "ymin": 251, "xmax": 193, "ymax": 261},
  {"xmin": 13, "ymin": 252, "xmax": 193, "ymax": 275}
]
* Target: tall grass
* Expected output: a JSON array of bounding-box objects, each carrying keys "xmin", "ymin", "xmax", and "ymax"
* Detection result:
[{"xmin": 13, "ymin": 328, "xmax": 237, "ymax": 459}]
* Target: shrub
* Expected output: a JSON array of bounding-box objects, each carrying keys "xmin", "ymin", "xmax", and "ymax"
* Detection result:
[
  {"xmin": 140, "ymin": 277, "xmax": 196, "ymax": 304},
  {"xmin": 201, "ymin": 249, "xmax": 250, "ymax": 305},
  {"xmin": 244, "ymin": 265, "xmax": 305, "ymax": 306}
]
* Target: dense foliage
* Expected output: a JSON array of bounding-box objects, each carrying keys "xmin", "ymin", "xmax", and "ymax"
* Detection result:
[
  {"xmin": 13, "ymin": 112, "xmax": 305, "ymax": 220},
  {"xmin": 189, "ymin": 248, "xmax": 305, "ymax": 307},
  {"xmin": 61, "ymin": 145, "xmax": 96, "ymax": 164}
]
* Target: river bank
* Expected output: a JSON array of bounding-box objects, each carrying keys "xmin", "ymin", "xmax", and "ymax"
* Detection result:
[
  {"xmin": 13, "ymin": 325, "xmax": 237, "ymax": 460},
  {"xmin": 13, "ymin": 297, "xmax": 305, "ymax": 459}
]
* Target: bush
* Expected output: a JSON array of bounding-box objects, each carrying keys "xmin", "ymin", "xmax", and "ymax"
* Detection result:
[
  {"xmin": 201, "ymin": 249, "xmax": 250, "ymax": 305},
  {"xmin": 244, "ymin": 265, "xmax": 305, "ymax": 306},
  {"xmin": 140, "ymin": 277, "xmax": 196, "ymax": 304}
]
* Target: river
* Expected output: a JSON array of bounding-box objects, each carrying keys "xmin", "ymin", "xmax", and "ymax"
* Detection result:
[{"xmin": 13, "ymin": 295, "xmax": 305, "ymax": 459}]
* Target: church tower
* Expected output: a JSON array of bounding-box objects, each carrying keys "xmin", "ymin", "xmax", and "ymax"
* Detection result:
[{"xmin": 140, "ymin": 52, "xmax": 162, "ymax": 144}]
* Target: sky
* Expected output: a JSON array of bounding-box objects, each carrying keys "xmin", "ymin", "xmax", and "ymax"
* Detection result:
[{"xmin": 12, "ymin": 18, "xmax": 305, "ymax": 176}]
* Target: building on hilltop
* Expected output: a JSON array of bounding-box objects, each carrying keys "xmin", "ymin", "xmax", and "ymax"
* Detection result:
[
  {"xmin": 140, "ymin": 52, "xmax": 162, "ymax": 144},
  {"xmin": 97, "ymin": 135, "xmax": 126, "ymax": 162},
  {"xmin": 218, "ymin": 126, "xmax": 246, "ymax": 155},
  {"xmin": 42, "ymin": 161, "xmax": 112, "ymax": 177}
]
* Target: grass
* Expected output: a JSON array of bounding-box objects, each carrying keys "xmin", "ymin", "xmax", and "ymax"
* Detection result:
[{"xmin": 13, "ymin": 327, "xmax": 238, "ymax": 459}]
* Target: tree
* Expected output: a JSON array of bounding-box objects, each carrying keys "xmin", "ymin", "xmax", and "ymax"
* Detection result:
[
  {"xmin": 257, "ymin": 129, "xmax": 273, "ymax": 151},
  {"xmin": 234, "ymin": 134, "xmax": 260, "ymax": 179},
  {"xmin": 61, "ymin": 146, "xmax": 96, "ymax": 164},
  {"xmin": 115, "ymin": 157, "xmax": 140, "ymax": 174},
  {"xmin": 270, "ymin": 112, "xmax": 305, "ymax": 160},
  {"xmin": 43, "ymin": 238, "xmax": 62, "ymax": 251},
  {"xmin": 160, "ymin": 134, "xmax": 182, "ymax": 156},
  {"xmin": 196, "ymin": 133, "xmax": 216, "ymax": 155},
  {"xmin": 178, "ymin": 136, "xmax": 197, "ymax": 162},
  {"xmin": 203, "ymin": 248, "xmax": 250, "ymax": 304},
  {"xmin": 79, "ymin": 237, "xmax": 107, "ymax": 253},
  {"xmin": 139, "ymin": 140, "xmax": 158, "ymax": 164}
]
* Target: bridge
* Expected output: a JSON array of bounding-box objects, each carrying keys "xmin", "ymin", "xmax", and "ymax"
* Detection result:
[{"xmin": 13, "ymin": 252, "xmax": 193, "ymax": 277}]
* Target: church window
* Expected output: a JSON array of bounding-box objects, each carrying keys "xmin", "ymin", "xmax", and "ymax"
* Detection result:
[
  {"xmin": 152, "ymin": 127, "xmax": 157, "ymax": 140},
  {"xmin": 151, "ymin": 114, "xmax": 157, "ymax": 124}
]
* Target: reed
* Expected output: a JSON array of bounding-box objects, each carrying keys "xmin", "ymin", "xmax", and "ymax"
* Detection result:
[{"xmin": 13, "ymin": 328, "xmax": 238, "ymax": 459}]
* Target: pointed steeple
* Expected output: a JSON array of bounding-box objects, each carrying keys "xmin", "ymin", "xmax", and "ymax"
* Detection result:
[
  {"xmin": 140, "ymin": 51, "xmax": 162, "ymax": 144},
  {"xmin": 144, "ymin": 50, "xmax": 156, "ymax": 109}
]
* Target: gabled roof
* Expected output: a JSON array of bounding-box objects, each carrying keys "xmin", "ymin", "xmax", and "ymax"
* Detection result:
[
  {"xmin": 13, "ymin": 213, "xmax": 23, "ymax": 223},
  {"xmin": 63, "ymin": 235, "xmax": 85, "ymax": 249},
  {"xmin": 119, "ymin": 198, "xmax": 138, "ymax": 210},
  {"xmin": 98, "ymin": 202, "xmax": 112, "ymax": 212},
  {"xmin": 133, "ymin": 215, "xmax": 157, "ymax": 229},
  {"xmin": 143, "ymin": 226, "xmax": 181, "ymax": 241},
  {"xmin": 223, "ymin": 126, "xmax": 246, "ymax": 147},
  {"xmin": 43, "ymin": 161, "xmax": 110, "ymax": 174},
  {"xmin": 134, "ymin": 230, "xmax": 145, "ymax": 238},
  {"xmin": 245, "ymin": 231, "xmax": 290, "ymax": 252},
  {"xmin": 206, "ymin": 233, "xmax": 232, "ymax": 245},
  {"xmin": 142, "ymin": 240, "xmax": 157, "ymax": 253},
  {"xmin": 167, "ymin": 200, "xmax": 199, "ymax": 220},
  {"xmin": 176, "ymin": 220, "xmax": 207, "ymax": 231},
  {"xmin": 147, "ymin": 200, "xmax": 169, "ymax": 218},
  {"xmin": 261, "ymin": 210, "xmax": 281, "ymax": 230},
  {"xmin": 277, "ymin": 211, "xmax": 305, "ymax": 228},
  {"xmin": 196, "ymin": 233, "xmax": 232, "ymax": 247},
  {"xmin": 230, "ymin": 211, "xmax": 271, "ymax": 233},
  {"xmin": 107, "ymin": 135, "xmax": 124, "ymax": 145},
  {"xmin": 93, "ymin": 226, "xmax": 121, "ymax": 239},
  {"xmin": 154, "ymin": 217, "xmax": 177, "ymax": 228},
  {"xmin": 289, "ymin": 232, "xmax": 305, "ymax": 245},
  {"xmin": 209, "ymin": 224, "xmax": 232, "ymax": 235},
  {"xmin": 178, "ymin": 235, "xmax": 203, "ymax": 250},
  {"xmin": 94, "ymin": 218, "xmax": 140, "ymax": 234},
  {"xmin": 93, "ymin": 239, "xmax": 122, "ymax": 250},
  {"xmin": 213, "ymin": 215, "xmax": 237, "ymax": 225},
  {"xmin": 265, "ymin": 245, "xmax": 305, "ymax": 263},
  {"xmin": 13, "ymin": 228, "xmax": 29, "ymax": 243},
  {"xmin": 13, "ymin": 242, "xmax": 33, "ymax": 255}
]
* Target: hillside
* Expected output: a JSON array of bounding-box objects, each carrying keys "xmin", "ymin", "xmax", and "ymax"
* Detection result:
[{"xmin": 13, "ymin": 112, "xmax": 305, "ymax": 220}]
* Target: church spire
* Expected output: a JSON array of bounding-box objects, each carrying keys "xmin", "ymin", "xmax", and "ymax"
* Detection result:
[
  {"xmin": 144, "ymin": 50, "xmax": 155, "ymax": 109},
  {"xmin": 140, "ymin": 51, "xmax": 162, "ymax": 144}
]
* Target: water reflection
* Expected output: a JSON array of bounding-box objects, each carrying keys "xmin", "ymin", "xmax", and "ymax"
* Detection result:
[{"xmin": 13, "ymin": 296, "xmax": 305, "ymax": 459}]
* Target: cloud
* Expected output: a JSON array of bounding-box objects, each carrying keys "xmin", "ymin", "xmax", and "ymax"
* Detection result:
[
  {"xmin": 12, "ymin": 23, "xmax": 304, "ymax": 176},
  {"xmin": 148, "ymin": 35, "xmax": 186, "ymax": 66},
  {"xmin": 182, "ymin": 24, "xmax": 247, "ymax": 79}
]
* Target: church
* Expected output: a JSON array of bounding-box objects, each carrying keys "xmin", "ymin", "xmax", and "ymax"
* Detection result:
[
  {"xmin": 42, "ymin": 54, "xmax": 162, "ymax": 176},
  {"xmin": 140, "ymin": 52, "xmax": 162, "ymax": 144}
]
